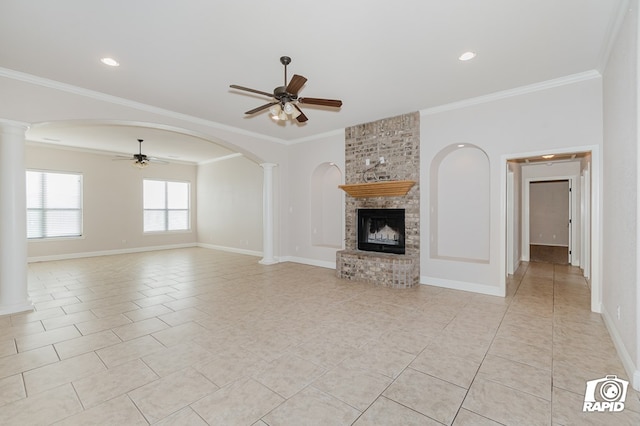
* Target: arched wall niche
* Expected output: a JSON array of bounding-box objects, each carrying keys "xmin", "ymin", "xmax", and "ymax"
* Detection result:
[
  {"xmin": 310, "ymin": 162, "xmax": 343, "ymax": 248},
  {"xmin": 430, "ymin": 144, "xmax": 490, "ymax": 263}
]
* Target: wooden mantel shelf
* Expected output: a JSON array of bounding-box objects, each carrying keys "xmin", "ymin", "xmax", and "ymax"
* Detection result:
[{"xmin": 338, "ymin": 180, "xmax": 416, "ymax": 198}]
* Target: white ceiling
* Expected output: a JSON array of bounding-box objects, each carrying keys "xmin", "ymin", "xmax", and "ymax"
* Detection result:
[
  {"xmin": 0, "ymin": 0, "xmax": 626, "ymax": 163},
  {"xmin": 25, "ymin": 122, "xmax": 237, "ymax": 164}
]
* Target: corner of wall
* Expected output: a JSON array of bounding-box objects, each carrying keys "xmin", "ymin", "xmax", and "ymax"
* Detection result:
[{"xmin": 601, "ymin": 303, "xmax": 640, "ymax": 391}]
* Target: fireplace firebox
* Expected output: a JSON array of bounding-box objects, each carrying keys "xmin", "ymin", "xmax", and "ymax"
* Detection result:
[{"xmin": 357, "ymin": 208, "xmax": 405, "ymax": 254}]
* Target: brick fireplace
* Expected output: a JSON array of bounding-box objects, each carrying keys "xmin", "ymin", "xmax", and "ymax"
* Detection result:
[{"xmin": 336, "ymin": 112, "xmax": 420, "ymax": 288}]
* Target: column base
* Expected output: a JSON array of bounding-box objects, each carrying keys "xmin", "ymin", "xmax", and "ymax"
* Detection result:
[
  {"xmin": 259, "ymin": 258, "xmax": 279, "ymax": 266},
  {"xmin": 0, "ymin": 300, "xmax": 33, "ymax": 317}
]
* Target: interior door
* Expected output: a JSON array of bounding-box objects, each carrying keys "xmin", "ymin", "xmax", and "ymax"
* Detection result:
[{"xmin": 529, "ymin": 180, "xmax": 570, "ymax": 264}]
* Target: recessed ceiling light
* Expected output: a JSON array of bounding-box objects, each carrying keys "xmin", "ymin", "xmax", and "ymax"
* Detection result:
[
  {"xmin": 100, "ymin": 57, "xmax": 120, "ymax": 67},
  {"xmin": 457, "ymin": 144, "xmax": 465, "ymax": 148},
  {"xmin": 458, "ymin": 51, "xmax": 476, "ymax": 61},
  {"xmin": 542, "ymin": 154, "xmax": 555, "ymax": 159}
]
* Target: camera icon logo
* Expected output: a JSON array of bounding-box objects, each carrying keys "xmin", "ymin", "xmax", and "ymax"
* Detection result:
[{"xmin": 583, "ymin": 375, "xmax": 628, "ymax": 412}]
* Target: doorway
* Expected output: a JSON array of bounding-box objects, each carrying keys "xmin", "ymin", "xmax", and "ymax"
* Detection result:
[
  {"xmin": 502, "ymin": 146, "xmax": 602, "ymax": 313},
  {"xmin": 529, "ymin": 180, "xmax": 571, "ymax": 264}
]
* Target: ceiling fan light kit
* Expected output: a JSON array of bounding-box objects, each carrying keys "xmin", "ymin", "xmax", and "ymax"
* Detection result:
[
  {"xmin": 132, "ymin": 160, "xmax": 149, "ymax": 169},
  {"xmin": 230, "ymin": 56, "xmax": 342, "ymax": 124}
]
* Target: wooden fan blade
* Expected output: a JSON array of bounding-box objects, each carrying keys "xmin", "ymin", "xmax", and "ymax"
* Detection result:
[
  {"xmin": 230, "ymin": 85, "xmax": 273, "ymax": 98},
  {"xmin": 294, "ymin": 105, "xmax": 308, "ymax": 123},
  {"xmin": 298, "ymin": 97, "xmax": 343, "ymax": 108},
  {"xmin": 285, "ymin": 74, "xmax": 307, "ymax": 96},
  {"xmin": 245, "ymin": 102, "xmax": 278, "ymax": 115}
]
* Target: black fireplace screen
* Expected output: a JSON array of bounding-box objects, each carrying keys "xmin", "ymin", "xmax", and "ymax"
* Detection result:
[{"xmin": 357, "ymin": 208, "xmax": 405, "ymax": 254}]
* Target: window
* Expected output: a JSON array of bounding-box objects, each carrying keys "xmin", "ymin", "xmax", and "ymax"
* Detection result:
[
  {"xmin": 143, "ymin": 179, "xmax": 190, "ymax": 232},
  {"xmin": 26, "ymin": 170, "xmax": 83, "ymax": 239}
]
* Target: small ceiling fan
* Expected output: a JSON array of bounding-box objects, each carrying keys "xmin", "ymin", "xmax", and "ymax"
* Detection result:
[
  {"xmin": 113, "ymin": 139, "xmax": 168, "ymax": 168},
  {"xmin": 230, "ymin": 56, "xmax": 343, "ymax": 123}
]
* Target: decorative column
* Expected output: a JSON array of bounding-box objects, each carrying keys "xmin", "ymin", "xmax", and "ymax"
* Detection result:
[
  {"xmin": 259, "ymin": 163, "xmax": 278, "ymax": 265},
  {"xmin": 0, "ymin": 121, "xmax": 32, "ymax": 315}
]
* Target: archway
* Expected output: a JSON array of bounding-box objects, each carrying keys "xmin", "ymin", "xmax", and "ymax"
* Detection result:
[{"xmin": 23, "ymin": 119, "xmax": 279, "ymax": 265}]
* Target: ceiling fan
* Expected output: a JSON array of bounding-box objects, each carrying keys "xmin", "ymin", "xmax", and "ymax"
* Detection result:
[
  {"xmin": 113, "ymin": 139, "xmax": 168, "ymax": 168},
  {"xmin": 230, "ymin": 56, "xmax": 342, "ymax": 123}
]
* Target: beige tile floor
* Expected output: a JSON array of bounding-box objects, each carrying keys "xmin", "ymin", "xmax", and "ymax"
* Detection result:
[{"xmin": 1, "ymin": 247, "xmax": 639, "ymax": 425}]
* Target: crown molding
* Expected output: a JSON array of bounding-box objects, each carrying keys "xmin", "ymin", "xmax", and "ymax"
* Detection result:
[
  {"xmin": 25, "ymin": 140, "xmax": 198, "ymax": 165},
  {"xmin": 198, "ymin": 152, "xmax": 244, "ymax": 165},
  {"xmin": 0, "ymin": 118, "xmax": 30, "ymax": 129},
  {"xmin": 596, "ymin": 0, "xmax": 631, "ymax": 73},
  {"xmin": 421, "ymin": 70, "xmax": 601, "ymax": 116},
  {"xmin": 2, "ymin": 66, "xmax": 604, "ymax": 145},
  {"xmin": 286, "ymin": 128, "xmax": 345, "ymax": 145},
  {"xmin": 0, "ymin": 67, "xmax": 289, "ymax": 145}
]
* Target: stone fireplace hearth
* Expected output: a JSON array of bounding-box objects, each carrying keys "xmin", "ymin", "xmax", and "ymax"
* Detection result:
[{"xmin": 336, "ymin": 112, "xmax": 420, "ymax": 288}]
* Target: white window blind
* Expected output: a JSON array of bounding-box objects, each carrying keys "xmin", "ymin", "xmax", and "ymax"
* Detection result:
[
  {"xmin": 26, "ymin": 170, "xmax": 83, "ymax": 239},
  {"xmin": 143, "ymin": 179, "xmax": 190, "ymax": 232}
]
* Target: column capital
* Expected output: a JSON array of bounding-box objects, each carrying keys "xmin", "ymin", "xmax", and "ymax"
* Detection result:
[
  {"xmin": 0, "ymin": 119, "xmax": 30, "ymax": 134},
  {"xmin": 259, "ymin": 162, "xmax": 278, "ymax": 169}
]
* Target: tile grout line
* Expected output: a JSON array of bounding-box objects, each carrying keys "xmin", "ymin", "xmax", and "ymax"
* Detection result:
[{"xmin": 449, "ymin": 261, "xmax": 530, "ymax": 424}]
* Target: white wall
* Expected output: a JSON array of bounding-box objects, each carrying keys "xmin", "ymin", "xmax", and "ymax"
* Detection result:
[
  {"xmin": 283, "ymin": 131, "xmax": 345, "ymax": 268},
  {"xmin": 26, "ymin": 144, "xmax": 197, "ymax": 260},
  {"xmin": 420, "ymin": 77, "xmax": 603, "ymax": 296},
  {"xmin": 602, "ymin": 0, "xmax": 640, "ymax": 390},
  {"xmin": 196, "ymin": 155, "xmax": 263, "ymax": 255}
]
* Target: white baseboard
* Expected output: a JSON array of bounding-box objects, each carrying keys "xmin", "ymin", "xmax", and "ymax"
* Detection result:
[
  {"xmin": 27, "ymin": 243, "xmax": 198, "ymax": 263},
  {"xmin": 279, "ymin": 256, "xmax": 336, "ymax": 270},
  {"xmin": 196, "ymin": 243, "xmax": 261, "ymax": 258},
  {"xmin": 601, "ymin": 305, "xmax": 640, "ymax": 391},
  {"xmin": 0, "ymin": 300, "xmax": 33, "ymax": 316},
  {"xmin": 420, "ymin": 275, "xmax": 505, "ymax": 297},
  {"xmin": 514, "ymin": 259, "xmax": 522, "ymax": 272},
  {"xmin": 508, "ymin": 260, "xmax": 522, "ymax": 276}
]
